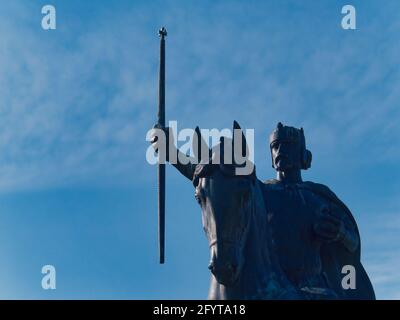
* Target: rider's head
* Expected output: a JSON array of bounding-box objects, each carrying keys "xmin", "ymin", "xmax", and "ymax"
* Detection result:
[{"xmin": 269, "ymin": 122, "xmax": 312, "ymax": 172}]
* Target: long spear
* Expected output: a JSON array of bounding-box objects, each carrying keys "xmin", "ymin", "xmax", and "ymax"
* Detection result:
[{"xmin": 157, "ymin": 27, "xmax": 167, "ymax": 264}]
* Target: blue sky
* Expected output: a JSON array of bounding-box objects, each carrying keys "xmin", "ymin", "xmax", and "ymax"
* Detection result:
[{"xmin": 0, "ymin": 0, "xmax": 398, "ymax": 299}]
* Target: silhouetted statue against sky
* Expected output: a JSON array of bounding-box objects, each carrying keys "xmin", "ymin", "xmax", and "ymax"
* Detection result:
[{"xmin": 150, "ymin": 122, "xmax": 375, "ymax": 300}]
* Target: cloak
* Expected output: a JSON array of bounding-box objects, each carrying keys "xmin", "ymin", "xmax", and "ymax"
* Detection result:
[{"xmin": 264, "ymin": 179, "xmax": 375, "ymax": 300}]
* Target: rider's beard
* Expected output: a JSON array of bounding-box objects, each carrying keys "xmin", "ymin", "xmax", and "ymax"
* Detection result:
[{"xmin": 275, "ymin": 155, "xmax": 291, "ymax": 171}]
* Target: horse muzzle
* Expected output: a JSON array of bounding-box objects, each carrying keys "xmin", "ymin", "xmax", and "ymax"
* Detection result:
[{"xmin": 208, "ymin": 241, "xmax": 242, "ymax": 286}]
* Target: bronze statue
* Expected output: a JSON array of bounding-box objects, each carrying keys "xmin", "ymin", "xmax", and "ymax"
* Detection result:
[{"xmin": 149, "ymin": 121, "xmax": 375, "ymax": 299}]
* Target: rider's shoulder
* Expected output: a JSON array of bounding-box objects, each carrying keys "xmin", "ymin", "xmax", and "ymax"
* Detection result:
[
  {"xmin": 300, "ymin": 181, "xmax": 349, "ymax": 210},
  {"xmin": 261, "ymin": 179, "xmax": 339, "ymax": 199},
  {"xmin": 300, "ymin": 181, "xmax": 338, "ymax": 199}
]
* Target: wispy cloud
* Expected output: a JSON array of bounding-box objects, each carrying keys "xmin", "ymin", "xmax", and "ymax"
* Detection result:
[
  {"xmin": 0, "ymin": 2, "xmax": 158, "ymax": 191},
  {"xmin": 0, "ymin": 1, "xmax": 399, "ymax": 191},
  {"xmin": 360, "ymin": 211, "xmax": 400, "ymax": 299}
]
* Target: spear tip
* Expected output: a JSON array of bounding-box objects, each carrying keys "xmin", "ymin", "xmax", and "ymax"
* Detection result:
[{"xmin": 158, "ymin": 27, "xmax": 167, "ymax": 38}]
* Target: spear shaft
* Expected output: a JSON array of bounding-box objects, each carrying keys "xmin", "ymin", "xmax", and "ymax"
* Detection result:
[{"xmin": 157, "ymin": 27, "xmax": 167, "ymax": 264}]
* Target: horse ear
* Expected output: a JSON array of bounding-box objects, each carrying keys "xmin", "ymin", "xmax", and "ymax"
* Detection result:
[
  {"xmin": 233, "ymin": 120, "xmax": 241, "ymax": 131},
  {"xmin": 193, "ymin": 126, "xmax": 209, "ymax": 163},
  {"xmin": 233, "ymin": 120, "xmax": 248, "ymax": 158}
]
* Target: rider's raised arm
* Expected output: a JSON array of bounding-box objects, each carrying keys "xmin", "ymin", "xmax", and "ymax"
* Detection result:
[
  {"xmin": 150, "ymin": 124, "xmax": 196, "ymax": 181},
  {"xmin": 171, "ymin": 150, "xmax": 197, "ymax": 181}
]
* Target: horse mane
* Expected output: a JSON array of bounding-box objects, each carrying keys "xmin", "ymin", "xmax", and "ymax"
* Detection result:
[
  {"xmin": 192, "ymin": 163, "xmax": 256, "ymax": 187},
  {"xmin": 192, "ymin": 137, "xmax": 256, "ymax": 186}
]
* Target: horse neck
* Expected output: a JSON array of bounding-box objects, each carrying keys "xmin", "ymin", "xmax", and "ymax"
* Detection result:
[
  {"xmin": 217, "ymin": 181, "xmax": 280, "ymax": 299},
  {"xmin": 242, "ymin": 181, "xmax": 278, "ymax": 284}
]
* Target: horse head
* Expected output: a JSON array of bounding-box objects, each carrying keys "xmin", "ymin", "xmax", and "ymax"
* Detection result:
[{"xmin": 192, "ymin": 121, "xmax": 256, "ymax": 287}]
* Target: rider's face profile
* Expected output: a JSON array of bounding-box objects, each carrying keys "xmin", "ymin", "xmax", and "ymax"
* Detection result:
[{"xmin": 271, "ymin": 140, "xmax": 301, "ymax": 171}]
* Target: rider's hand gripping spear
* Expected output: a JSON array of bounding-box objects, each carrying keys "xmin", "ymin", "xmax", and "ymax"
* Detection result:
[{"xmin": 157, "ymin": 27, "xmax": 167, "ymax": 264}]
